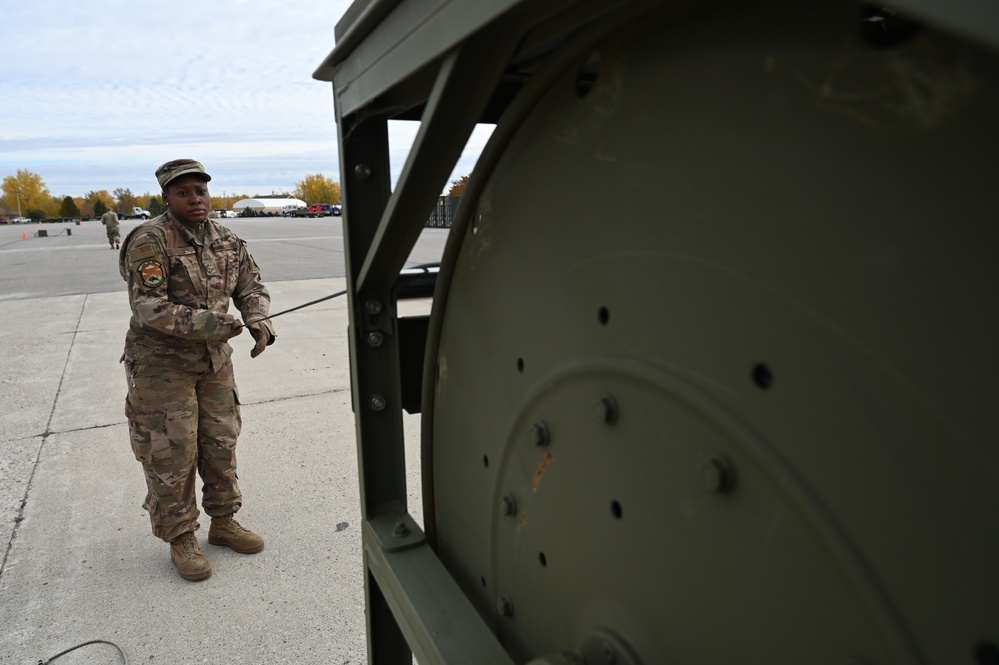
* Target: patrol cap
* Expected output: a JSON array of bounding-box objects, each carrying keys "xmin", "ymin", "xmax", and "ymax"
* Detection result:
[{"xmin": 155, "ymin": 159, "xmax": 212, "ymax": 189}]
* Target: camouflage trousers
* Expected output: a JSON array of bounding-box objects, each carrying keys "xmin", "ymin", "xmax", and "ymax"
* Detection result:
[
  {"xmin": 106, "ymin": 228, "xmax": 120, "ymax": 246},
  {"xmin": 124, "ymin": 356, "xmax": 242, "ymax": 542}
]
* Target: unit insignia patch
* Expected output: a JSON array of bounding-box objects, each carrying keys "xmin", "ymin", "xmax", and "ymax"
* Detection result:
[{"xmin": 137, "ymin": 260, "xmax": 165, "ymax": 288}]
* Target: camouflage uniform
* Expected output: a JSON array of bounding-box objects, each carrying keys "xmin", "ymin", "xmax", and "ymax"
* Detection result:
[
  {"xmin": 119, "ymin": 211, "xmax": 275, "ymax": 542},
  {"xmin": 101, "ymin": 210, "xmax": 120, "ymax": 248}
]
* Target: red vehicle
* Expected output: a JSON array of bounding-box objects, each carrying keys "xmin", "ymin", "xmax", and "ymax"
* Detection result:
[{"xmin": 307, "ymin": 203, "xmax": 333, "ymax": 217}]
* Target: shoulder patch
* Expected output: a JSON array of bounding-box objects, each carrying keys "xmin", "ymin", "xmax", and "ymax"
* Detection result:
[{"xmin": 137, "ymin": 260, "xmax": 165, "ymax": 288}]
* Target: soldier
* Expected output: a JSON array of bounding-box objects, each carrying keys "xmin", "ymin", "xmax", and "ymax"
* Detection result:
[
  {"xmin": 119, "ymin": 159, "xmax": 276, "ymax": 581},
  {"xmin": 101, "ymin": 208, "xmax": 120, "ymax": 249}
]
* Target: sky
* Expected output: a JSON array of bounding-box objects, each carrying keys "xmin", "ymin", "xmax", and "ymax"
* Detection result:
[{"xmin": 0, "ymin": 0, "xmax": 492, "ymax": 200}]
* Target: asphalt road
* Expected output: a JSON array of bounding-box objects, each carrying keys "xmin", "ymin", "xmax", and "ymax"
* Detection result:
[
  {"xmin": 0, "ymin": 216, "xmax": 444, "ymax": 662},
  {"xmin": 0, "ymin": 217, "xmax": 450, "ymax": 301}
]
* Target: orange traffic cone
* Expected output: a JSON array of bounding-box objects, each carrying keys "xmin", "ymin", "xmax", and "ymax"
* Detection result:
[{"xmin": 22, "ymin": 231, "xmax": 27, "ymax": 239}]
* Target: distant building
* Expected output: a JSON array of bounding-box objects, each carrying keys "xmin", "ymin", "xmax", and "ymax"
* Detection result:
[{"xmin": 232, "ymin": 196, "xmax": 305, "ymax": 215}]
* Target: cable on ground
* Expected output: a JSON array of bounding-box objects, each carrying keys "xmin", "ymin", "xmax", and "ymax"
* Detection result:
[{"xmin": 38, "ymin": 638, "xmax": 128, "ymax": 664}]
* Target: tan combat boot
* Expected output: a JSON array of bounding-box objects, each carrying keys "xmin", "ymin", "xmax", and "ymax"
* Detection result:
[
  {"xmin": 208, "ymin": 516, "xmax": 265, "ymax": 554},
  {"xmin": 170, "ymin": 531, "xmax": 212, "ymax": 581}
]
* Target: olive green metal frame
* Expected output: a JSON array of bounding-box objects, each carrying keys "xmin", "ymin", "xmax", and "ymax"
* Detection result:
[
  {"xmin": 314, "ymin": 0, "xmax": 998, "ymax": 663},
  {"xmin": 318, "ymin": 2, "xmax": 531, "ymax": 662},
  {"xmin": 316, "ymin": 2, "xmax": 641, "ymax": 660}
]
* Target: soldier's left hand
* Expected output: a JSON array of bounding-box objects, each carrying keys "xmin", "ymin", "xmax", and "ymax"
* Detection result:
[{"xmin": 248, "ymin": 323, "xmax": 272, "ymax": 358}]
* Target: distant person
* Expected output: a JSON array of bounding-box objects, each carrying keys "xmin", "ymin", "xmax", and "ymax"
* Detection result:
[
  {"xmin": 118, "ymin": 159, "xmax": 276, "ymax": 581},
  {"xmin": 101, "ymin": 209, "xmax": 120, "ymax": 249}
]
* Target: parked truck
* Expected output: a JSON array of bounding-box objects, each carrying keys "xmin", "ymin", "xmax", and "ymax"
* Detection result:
[
  {"xmin": 307, "ymin": 203, "xmax": 333, "ymax": 217},
  {"xmin": 283, "ymin": 204, "xmax": 310, "ymax": 217},
  {"xmin": 122, "ymin": 206, "xmax": 151, "ymax": 220}
]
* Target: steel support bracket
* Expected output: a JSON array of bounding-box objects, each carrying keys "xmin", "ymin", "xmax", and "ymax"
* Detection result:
[{"xmin": 365, "ymin": 512, "xmax": 426, "ymax": 554}]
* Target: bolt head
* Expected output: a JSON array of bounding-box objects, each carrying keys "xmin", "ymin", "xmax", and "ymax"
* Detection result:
[
  {"xmin": 367, "ymin": 331, "xmax": 383, "ymax": 347},
  {"xmin": 701, "ymin": 462, "xmax": 722, "ymax": 491},
  {"xmin": 529, "ymin": 422, "xmax": 550, "ymax": 446},
  {"xmin": 500, "ymin": 494, "xmax": 517, "ymax": 516},
  {"xmin": 496, "ymin": 595, "xmax": 513, "ymax": 617},
  {"xmin": 354, "ymin": 163, "xmax": 372, "ymax": 179},
  {"xmin": 370, "ymin": 394, "xmax": 386, "ymax": 411},
  {"xmin": 365, "ymin": 300, "xmax": 382, "ymax": 315},
  {"xmin": 593, "ymin": 396, "xmax": 618, "ymax": 424},
  {"xmin": 700, "ymin": 455, "xmax": 736, "ymax": 493}
]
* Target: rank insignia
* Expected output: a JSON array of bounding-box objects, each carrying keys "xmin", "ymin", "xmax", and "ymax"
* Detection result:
[{"xmin": 137, "ymin": 260, "xmax": 165, "ymax": 288}]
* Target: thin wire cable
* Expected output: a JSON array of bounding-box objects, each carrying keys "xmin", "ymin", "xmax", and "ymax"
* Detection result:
[
  {"xmin": 237, "ymin": 260, "xmax": 442, "ymax": 328},
  {"xmin": 40, "ymin": 639, "xmax": 128, "ymax": 664},
  {"xmin": 239, "ymin": 289, "xmax": 347, "ymax": 328}
]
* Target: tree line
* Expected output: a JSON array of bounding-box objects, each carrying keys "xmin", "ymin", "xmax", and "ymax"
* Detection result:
[{"xmin": 0, "ymin": 168, "xmax": 342, "ymax": 220}]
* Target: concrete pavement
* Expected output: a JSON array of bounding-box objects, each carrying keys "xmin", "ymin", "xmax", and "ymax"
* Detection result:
[{"xmin": 0, "ymin": 279, "xmax": 428, "ymax": 664}]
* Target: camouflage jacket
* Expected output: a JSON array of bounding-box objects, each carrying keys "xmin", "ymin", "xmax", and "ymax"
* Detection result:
[
  {"xmin": 118, "ymin": 212, "xmax": 274, "ymax": 372},
  {"xmin": 101, "ymin": 211, "xmax": 119, "ymax": 231}
]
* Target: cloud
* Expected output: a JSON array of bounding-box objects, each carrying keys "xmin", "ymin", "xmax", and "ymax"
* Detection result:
[
  {"xmin": 0, "ymin": 0, "xmax": 491, "ymax": 198},
  {"xmin": 0, "ymin": 0, "xmax": 354, "ymax": 195}
]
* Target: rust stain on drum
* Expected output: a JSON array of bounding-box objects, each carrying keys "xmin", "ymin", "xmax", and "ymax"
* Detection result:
[{"xmin": 532, "ymin": 451, "xmax": 554, "ymax": 491}]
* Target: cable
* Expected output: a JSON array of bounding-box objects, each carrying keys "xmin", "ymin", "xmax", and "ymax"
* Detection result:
[
  {"xmin": 39, "ymin": 639, "xmax": 128, "ymax": 664},
  {"xmin": 237, "ymin": 262, "xmax": 442, "ymax": 328},
  {"xmin": 238, "ymin": 289, "xmax": 348, "ymax": 328}
]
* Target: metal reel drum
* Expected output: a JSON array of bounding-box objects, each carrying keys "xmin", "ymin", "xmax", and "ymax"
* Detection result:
[{"xmin": 425, "ymin": 1, "xmax": 999, "ymax": 663}]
